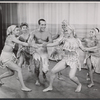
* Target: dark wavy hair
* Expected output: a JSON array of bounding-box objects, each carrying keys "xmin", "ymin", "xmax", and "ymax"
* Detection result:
[{"xmin": 20, "ymin": 22, "xmax": 28, "ymax": 29}]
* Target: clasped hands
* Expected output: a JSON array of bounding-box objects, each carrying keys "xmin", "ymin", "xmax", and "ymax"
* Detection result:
[{"xmin": 28, "ymin": 41, "xmax": 48, "ymax": 48}]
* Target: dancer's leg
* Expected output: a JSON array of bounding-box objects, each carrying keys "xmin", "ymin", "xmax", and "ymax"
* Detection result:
[
  {"xmin": 0, "ymin": 69, "xmax": 14, "ymax": 85},
  {"xmin": 86, "ymin": 57, "xmax": 94, "ymax": 87},
  {"xmin": 57, "ymin": 72, "xmax": 65, "ymax": 81},
  {"xmin": 34, "ymin": 59, "xmax": 41, "ymax": 85},
  {"xmin": 69, "ymin": 63, "xmax": 81, "ymax": 92},
  {"xmin": 43, "ymin": 60, "xmax": 66, "ymax": 92},
  {"xmin": 41, "ymin": 54, "xmax": 49, "ymax": 80},
  {"xmin": 28, "ymin": 55, "xmax": 33, "ymax": 72},
  {"xmin": 18, "ymin": 54, "xmax": 24, "ymax": 68},
  {"xmin": 6, "ymin": 61, "xmax": 32, "ymax": 92}
]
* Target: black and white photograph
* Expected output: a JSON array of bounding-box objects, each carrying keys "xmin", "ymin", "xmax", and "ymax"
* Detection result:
[{"xmin": 0, "ymin": 1, "xmax": 100, "ymax": 98}]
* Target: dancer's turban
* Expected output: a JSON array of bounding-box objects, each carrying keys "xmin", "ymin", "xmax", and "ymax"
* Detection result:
[
  {"xmin": 7, "ymin": 25, "xmax": 16, "ymax": 35},
  {"xmin": 93, "ymin": 28, "xmax": 99, "ymax": 34},
  {"xmin": 62, "ymin": 20, "xmax": 69, "ymax": 25}
]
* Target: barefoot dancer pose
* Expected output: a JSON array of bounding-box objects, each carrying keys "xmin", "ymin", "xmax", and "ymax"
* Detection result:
[
  {"xmin": 0, "ymin": 25, "xmax": 32, "ymax": 92},
  {"xmin": 82, "ymin": 28, "xmax": 100, "ymax": 87},
  {"xmin": 43, "ymin": 25, "xmax": 97, "ymax": 93},
  {"xmin": 28, "ymin": 19, "xmax": 53, "ymax": 85},
  {"xmin": 17, "ymin": 23, "xmax": 32, "ymax": 71},
  {"xmin": 51, "ymin": 20, "xmax": 69, "ymax": 80}
]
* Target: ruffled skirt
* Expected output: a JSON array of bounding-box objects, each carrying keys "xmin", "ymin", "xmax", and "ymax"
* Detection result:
[
  {"xmin": 62, "ymin": 53, "xmax": 81, "ymax": 70},
  {"xmin": 33, "ymin": 47, "xmax": 49, "ymax": 73},
  {"xmin": 84, "ymin": 53, "xmax": 100, "ymax": 73},
  {"xmin": 0, "ymin": 51, "xmax": 17, "ymax": 69}
]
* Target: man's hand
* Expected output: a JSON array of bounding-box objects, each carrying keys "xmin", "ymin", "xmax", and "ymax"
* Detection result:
[
  {"xmin": 42, "ymin": 42, "xmax": 47, "ymax": 48},
  {"xmin": 28, "ymin": 42, "xmax": 32, "ymax": 47}
]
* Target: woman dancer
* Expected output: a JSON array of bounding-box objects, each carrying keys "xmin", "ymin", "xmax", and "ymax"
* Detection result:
[
  {"xmin": 0, "ymin": 25, "xmax": 32, "ymax": 92},
  {"xmin": 43, "ymin": 25, "xmax": 97, "ymax": 92},
  {"xmin": 50, "ymin": 20, "xmax": 69, "ymax": 80},
  {"xmin": 51, "ymin": 20, "xmax": 69, "ymax": 61},
  {"xmin": 17, "ymin": 23, "xmax": 32, "ymax": 71},
  {"xmin": 82, "ymin": 28, "xmax": 100, "ymax": 87}
]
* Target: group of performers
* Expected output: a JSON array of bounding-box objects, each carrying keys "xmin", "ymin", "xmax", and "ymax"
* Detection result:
[{"xmin": 0, "ymin": 19, "xmax": 100, "ymax": 93}]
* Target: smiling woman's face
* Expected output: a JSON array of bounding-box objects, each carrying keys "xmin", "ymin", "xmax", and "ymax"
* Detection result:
[
  {"xmin": 89, "ymin": 29, "xmax": 96, "ymax": 37},
  {"xmin": 13, "ymin": 27, "xmax": 20, "ymax": 36},
  {"xmin": 62, "ymin": 23, "xmax": 68, "ymax": 31},
  {"xmin": 21, "ymin": 25, "xmax": 28, "ymax": 33},
  {"xmin": 64, "ymin": 28, "xmax": 74, "ymax": 38}
]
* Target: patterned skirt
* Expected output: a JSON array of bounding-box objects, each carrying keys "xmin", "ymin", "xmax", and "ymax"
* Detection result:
[
  {"xmin": 84, "ymin": 52, "xmax": 100, "ymax": 73},
  {"xmin": 62, "ymin": 53, "xmax": 81, "ymax": 70},
  {"xmin": 33, "ymin": 47, "xmax": 49, "ymax": 73}
]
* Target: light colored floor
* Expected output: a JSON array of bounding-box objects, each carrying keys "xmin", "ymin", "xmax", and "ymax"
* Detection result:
[{"xmin": 0, "ymin": 60, "xmax": 100, "ymax": 98}]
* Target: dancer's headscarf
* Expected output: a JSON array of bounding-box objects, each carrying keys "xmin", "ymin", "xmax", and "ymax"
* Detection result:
[
  {"xmin": 7, "ymin": 25, "xmax": 16, "ymax": 35},
  {"xmin": 62, "ymin": 20, "xmax": 69, "ymax": 26}
]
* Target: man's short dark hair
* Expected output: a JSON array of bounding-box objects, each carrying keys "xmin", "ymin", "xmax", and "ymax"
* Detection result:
[{"xmin": 38, "ymin": 19, "xmax": 46, "ymax": 25}]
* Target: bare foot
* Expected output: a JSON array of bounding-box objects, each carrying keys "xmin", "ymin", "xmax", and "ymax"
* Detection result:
[
  {"xmin": 21, "ymin": 87, "xmax": 32, "ymax": 92},
  {"xmin": 35, "ymin": 80, "xmax": 40, "ymax": 86},
  {"xmin": 43, "ymin": 87, "xmax": 53, "ymax": 92},
  {"xmin": 88, "ymin": 83, "xmax": 94, "ymax": 88},
  {"xmin": 75, "ymin": 84, "xmax": 82, "ymax": 92}
]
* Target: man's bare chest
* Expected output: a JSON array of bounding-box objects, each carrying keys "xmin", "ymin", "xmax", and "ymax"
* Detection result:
[{"xmin": 34, "ymin": 33, "xmax": 48, "ymax": 41}]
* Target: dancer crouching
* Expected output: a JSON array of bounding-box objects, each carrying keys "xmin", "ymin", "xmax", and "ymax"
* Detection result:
[
  {"xmin": 0, "ymin": 25, "xmax": 32, "ymax": 92},
  {"xmin": 43, "ymin": 25, "xmax": 97, "ymax": 92}
]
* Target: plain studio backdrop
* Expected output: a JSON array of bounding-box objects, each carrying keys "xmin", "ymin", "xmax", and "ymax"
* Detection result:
[
  {"xmin": 1, "ymin": 2, "xmax": 100, "ymax": 36},
  {"xmin": 0, "ymin": 2, "xmax": 100, "ymax": 57}
]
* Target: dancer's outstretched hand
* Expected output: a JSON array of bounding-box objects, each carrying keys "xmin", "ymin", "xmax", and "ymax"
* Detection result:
[
  {"xmin": 28, "ymin": 41, "xmax": 38, "ymax": 48},
  {"xmin": 42, "ymin": 42, "xmax": 47, "ymax": 48},
  {"xmin": 28, "ymin": 41, "xmax": 33, "ymax": 47}
]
